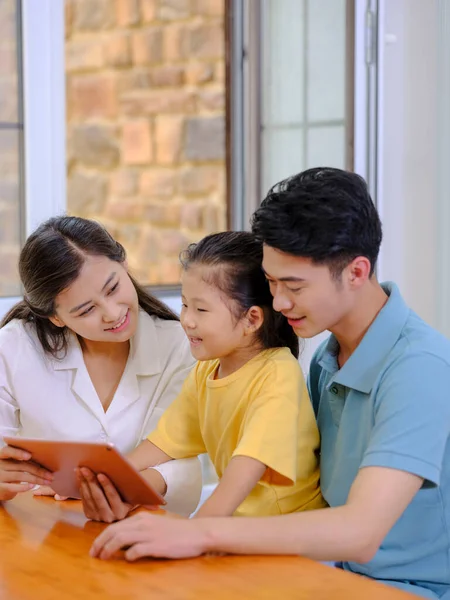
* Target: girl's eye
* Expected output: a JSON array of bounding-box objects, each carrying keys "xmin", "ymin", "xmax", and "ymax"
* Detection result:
[
  {"xmin": 181, "ymin": 303, "xmax": 187, "ymax": 309},
  {"xmin": 107, "ymin": 282, "xmax": 119, "ymax": 295},
  {"xmin": 197, "ymin": 308, "xmax": 207, "ymax": 313},
  {"xmin": 80, "ymin": 306, "xmax": 94, "ymax": 317}
]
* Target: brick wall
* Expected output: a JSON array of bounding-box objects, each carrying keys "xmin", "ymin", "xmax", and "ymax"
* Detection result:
[{"xmin": 66, "ymin": 0, "xmax": 227, "ymax": 286}]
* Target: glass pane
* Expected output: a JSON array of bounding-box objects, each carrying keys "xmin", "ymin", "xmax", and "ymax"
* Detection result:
[
  {"xmin": 0, "ymin": 0, "xmax": 19, "ymax": 122},
  {"xmin": 261, "ymin": 0, "xmax": 349, "ymax": 191},
  {"xmin": 0, "ymin": 0, "xmax": 22, "ymax": 297},
  {"xmin": 65, "ymin": 0, "xmax": 227, "ymax": 286}
]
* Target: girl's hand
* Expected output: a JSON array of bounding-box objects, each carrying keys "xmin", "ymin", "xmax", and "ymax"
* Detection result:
[
  {"xmin": 77, "ymin": 467, "xmax": 134, "ymax": 523},
  {"xmin": 0, "ymin": 445, "xmax": 53, "ymax": 502},
  {"xmin": 90, "ymin": 512, "xmax": 206, "ymax": 561},
  {"xmin": 32, "ymin": 485, "xmax": 68, "ymax": 501}
]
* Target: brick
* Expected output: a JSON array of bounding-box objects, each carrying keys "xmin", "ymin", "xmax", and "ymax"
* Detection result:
[
  {"xmin": 67, "ymin": 170, "xmax": 108, "ymax": 215},
  {"xmin": 69, "ymin": 74, "xmax": 117, "ymax": 119},
  {"xmin": 142, "ymin": 204, "xmax": 180, "ymax": 226},
  {"xmin": 179, "ymin": 166, "xmax": 222, "ymax": 195},
  {"xmin": 105, "ymin": 196, "xmax": 143, "ymax": 220},
  {"xmin": 151, "ymin": 65, "xmax": 184, "ymax": 87},
  {"xmin": 159, "ymin": 260, "xmax": 182, "ymax": 284},
  {"xmin": 139, "ymin": 228, "xmax": 161, "ymax": 263},
  {"xmin": 140, "ymin": 0, "xmax": 157, "ymax": 22},
  {"xmin": 159, "ymin": 230, "xmax": 189, "ymax": 256},
  {"xmin": 73, "ymin": 0, "xmax": 116, "ymax": 30},
  {"xmin": 65, "ymin": 39, "xmax": 104, "ymax": 71},
  {"xmin": 140, "ymin": 169, "xmax": 176, "ymax": 197},
  {"xmin": 72, "ymin": 124, "xmax": 120, "ymax": 168},
  {"xmin": 192, "ymin": 0, "xmax": 224, "ymax": 17},
  {"xmin": 185, "ymin": 62, "xmax": 214, "ymax": 85},
  {"xmin": 110, "ymin": 170, "xmax": 138, "ymax": 196},
  {"xmin": 104, "ymin": 33, "xmax": 132, "ymax": 68},
  {"xmin": 180, "ymin": 203, "xmax": 203, "ymax": 229},
  {"xmin": 0, "ymin": 201, "xmax": 20, "ymax": 245},
  {"xmin": 155, "ymin": 116, "xmax": 184, "ymax": 165},
  {"xmin": 197, "ymin": 89, "xmax": 225, "ymax": 112},
  {"xmin": 202, "ymin": 204, "xmax": 222, "ymax": 232},
  {"xmin": 115, "ymin": 224, "xmax": 142, "ymax": 249},
  {"xmin": 132, "ymin": 29, "xmax": 163, "ymax": 65},
  {"xmin": 122, "ymin": 119, "xmax": 153, "ymax": 165},
  {"xmin": 163, "ymin": 25, "xmax": 188, "ymax": 61},
  {"xmin": 215, "ymin": 61, "xmax": 225, "ymax": 82},
  {"xmin": 188, "ymin": 24, "xmax": 224, "ymax": 59},
  {"xmin": 0, "ymin": 77, "xmax": 18, "ymax": 122},
  {"xmin": 121, "ymin": 89, "xmax": 195, "ymax": 115},
  {"xmin": 0, "ymin": 248, "xmax": 20, "ymax": 289},
  {"xmin": 65, "ymin": 0, "xmax": 74, "ymax": 38},
  {"xmin": 116, "ymin": 0, "xmax": 140, "ymax": 26},
  {"xmin": 118, "ymin": 70, "xmax": 152, "ymax": 94},
  {"xmin": 158, "ymin": 0, "xmax": 190, "ymax": 20},
  {"xmin": 185, "ymin": 117, "xmax": 225, "ymax": 161}
]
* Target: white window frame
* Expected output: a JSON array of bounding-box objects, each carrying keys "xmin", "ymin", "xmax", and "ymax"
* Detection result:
[{"xmin": 0, "ymin": 0, "xmax": 66, "ymax": 316}]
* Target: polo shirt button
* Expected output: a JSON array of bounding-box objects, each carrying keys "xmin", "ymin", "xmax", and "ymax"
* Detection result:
[{"xmin": 330, "ymin": 385, "xmax": 339, "ymax": 395}]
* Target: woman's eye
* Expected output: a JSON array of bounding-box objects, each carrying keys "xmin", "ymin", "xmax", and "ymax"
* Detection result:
[
  {"xmin": 197, "ymin": 308, "xmax": 207, "ymax": 313},
  {"xmin": 107, "ymin": 282, "xmax": 119, "ymax": 295},
  {"xmin": 80, "ymin": 306, "xmax": 94, "ymax": 316}
]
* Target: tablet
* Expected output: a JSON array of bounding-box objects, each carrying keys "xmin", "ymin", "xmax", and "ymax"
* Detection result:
[{"xmin": 3, "ymin": 437, "xmax": 166, "ymax": 507}]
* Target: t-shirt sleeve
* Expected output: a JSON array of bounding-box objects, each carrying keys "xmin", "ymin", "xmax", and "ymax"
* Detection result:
[
  {"xmin": 147, "ymin": 364, "xmax": 206, "ymax": 459},
  {"xmin": 360, "ymin": 352, "xmax": 450, "ymax": 486},
  {"xmin": 232, "ymin": 357, "xmax": 308, "ymax": 486}
]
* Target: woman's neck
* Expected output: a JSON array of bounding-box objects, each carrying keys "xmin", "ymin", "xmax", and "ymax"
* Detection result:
[{"xmin": 78, "ymin": 336, "xmax": 130, "ymax": 361}]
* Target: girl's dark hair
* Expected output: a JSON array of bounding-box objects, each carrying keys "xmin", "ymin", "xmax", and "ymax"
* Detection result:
[
  {"xmin": 1, "ymin": 216, "xmax": 178, "ymax": 357},
  {"xmin": 180, "ymin": 231, "xmax": 299, "ymax": 358}
]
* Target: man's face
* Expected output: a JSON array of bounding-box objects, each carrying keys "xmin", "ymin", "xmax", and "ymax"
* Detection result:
[{"xmin": 262, "ymin": 245, "xmax": 354, "ymax": 339}]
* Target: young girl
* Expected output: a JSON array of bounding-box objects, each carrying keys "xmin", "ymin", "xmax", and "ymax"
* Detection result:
[{"xmin": 115, "ymin": 230, "xmax": 325, "ymax": 518}]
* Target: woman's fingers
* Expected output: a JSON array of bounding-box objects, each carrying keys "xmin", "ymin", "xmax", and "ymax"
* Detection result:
[
  {"xmin": 78, "ymin": 468, "xmax": 116, "ymax": 523},
  {"xmin": 97, "ymin": 473, "xmax": 132, "ymax": 520},
  {"xmin": 0, "ymin": 467, "xmax": 53, "ymax": 486}
]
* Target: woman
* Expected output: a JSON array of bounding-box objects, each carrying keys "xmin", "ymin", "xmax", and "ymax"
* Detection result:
[{"xmin": 0, "ymin": 216, "xmax": 200, "ymax": 516}]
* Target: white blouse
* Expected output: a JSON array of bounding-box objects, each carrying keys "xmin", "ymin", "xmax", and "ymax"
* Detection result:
[{"xmin": 0, "ymin": 311, "xmax": 201, "ymax": 515}]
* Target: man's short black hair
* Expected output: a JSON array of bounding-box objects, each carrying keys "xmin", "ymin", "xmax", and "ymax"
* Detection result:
[{"xmin": 251, "ymin": 167, "xmax": 383, "ymax": 278}]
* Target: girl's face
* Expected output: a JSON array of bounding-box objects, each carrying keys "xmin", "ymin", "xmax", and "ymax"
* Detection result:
[
  {"xmin": 180, "ymin": 266, "xmax": 251, "ymax": 362},
  {"xmin": 50, "ymin": 255, "xmax": 139, "ymax": 343}
]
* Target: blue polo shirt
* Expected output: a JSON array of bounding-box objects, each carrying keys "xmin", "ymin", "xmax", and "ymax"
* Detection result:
[{"xmin": 308, "ymin": 282, "xmax": 450, "ymax": 599}]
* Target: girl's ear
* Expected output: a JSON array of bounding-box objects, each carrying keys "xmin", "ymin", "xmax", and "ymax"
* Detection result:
[
  {"xmin": 49, "ymin": 315, "xmax": 65, "ymax": 328},
  {"xmin": 244, "ymin": 306, "xmax": 264, "ymax": 335}
]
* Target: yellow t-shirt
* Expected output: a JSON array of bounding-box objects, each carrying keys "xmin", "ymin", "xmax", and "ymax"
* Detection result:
[{"xmin": 148, "ymin": 347, "xmax": 326, "ymax": 517}]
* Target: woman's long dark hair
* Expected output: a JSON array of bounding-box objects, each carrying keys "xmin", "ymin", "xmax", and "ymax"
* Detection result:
[
  {"xmin": 1, "ymin": 216, "xmax": 178, "ymax": 357},
  {"xmin": 180, "ymin": 231, "xmax": 299, "ymax": 358}
]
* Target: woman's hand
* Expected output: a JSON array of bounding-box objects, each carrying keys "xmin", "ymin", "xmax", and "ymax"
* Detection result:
[
  {"xmin": 0, "ymin": 445, "xmax": 53, "ymax": 502},
  {"xmin": 77, "ymin": 467, "xmax": 134, "ymax": 523}
]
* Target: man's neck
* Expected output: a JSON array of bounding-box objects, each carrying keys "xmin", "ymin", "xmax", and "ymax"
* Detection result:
[{"xmin": 332, "ymin": 280, "xmax": 389, "ymax": 368}]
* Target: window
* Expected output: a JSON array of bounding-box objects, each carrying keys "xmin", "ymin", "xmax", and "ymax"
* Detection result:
[
  {"xmin": 0, "ymin": 0, "xmax": 24, "ymax": 297},
  {"xmin": 65, "ymin": 0, "xmax": 227, "ymax": 287}
]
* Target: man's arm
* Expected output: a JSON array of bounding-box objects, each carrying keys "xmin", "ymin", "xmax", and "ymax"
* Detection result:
[
  {"xmin": 194, "ymin": 456, "xmax": 266, "ymax": 518},
  {"xmin": 201, "ymin": 466, "xmax": 423, "ymax": 562},
  {"xmin": 90, "ymin": 465, "xmax": 423, "ymax": 561}
]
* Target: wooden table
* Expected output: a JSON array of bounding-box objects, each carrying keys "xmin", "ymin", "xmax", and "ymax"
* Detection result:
[{"xmin": 0, "ymin": 493, "xmax": 419, "ymax": 600}]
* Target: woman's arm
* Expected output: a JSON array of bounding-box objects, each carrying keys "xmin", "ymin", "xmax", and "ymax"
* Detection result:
[{"xmin": 151, "ymin": 457, "xmax": 203, "ymax": 517}]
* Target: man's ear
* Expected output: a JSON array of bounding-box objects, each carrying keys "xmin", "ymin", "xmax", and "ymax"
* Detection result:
[
  {"xmin": 244, "ymin": 306, "xmax": 264, "ymax": 335},
  {"xmin": 345, "ymin": 256, "xmax": 372, "ymax": 289},
  {"xmin": 49, "ymin": 315, "xmax": 65, "ymax": 328}
]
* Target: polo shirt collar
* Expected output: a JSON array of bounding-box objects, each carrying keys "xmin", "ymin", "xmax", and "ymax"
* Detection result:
[{"xmin": 318, "ymin": 282, "xmax": 410, "ymax": 394}]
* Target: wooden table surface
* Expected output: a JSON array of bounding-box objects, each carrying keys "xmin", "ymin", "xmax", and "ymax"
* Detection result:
[{"xmin": 0, "ymin": 493, "xmax": 419, "ymax": 600}]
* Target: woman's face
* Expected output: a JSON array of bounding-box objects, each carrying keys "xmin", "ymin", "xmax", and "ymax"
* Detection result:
[{"xmin": 50, "ymin": 255, "xmax": 139, "ymax": 343}]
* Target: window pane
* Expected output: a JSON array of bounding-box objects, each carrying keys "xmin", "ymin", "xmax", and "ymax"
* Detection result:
[
  {"xmin": 65, "ymin": 0, "xmax": 227, "ymax": 286},
  {"xmin": 0, "ymin": 0, "xmax": 22, "ymax": 297},
  {"xmin": 261, "ymin": 0, "xmax": 348, "ymax": 191}
]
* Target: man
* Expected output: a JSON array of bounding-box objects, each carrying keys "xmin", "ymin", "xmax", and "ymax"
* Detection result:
[{"xmin": 90, "ymin": 168, "xmax": 450, "ymax": 599}]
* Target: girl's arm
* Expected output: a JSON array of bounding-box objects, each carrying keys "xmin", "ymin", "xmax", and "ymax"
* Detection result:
[
  {"xmin": 127, "ymin": 439, "xmax": 172, "ymax": 471},
  {"xmin": 193, "ymin": 455, "xmax": 266, "ymax": 518}
]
